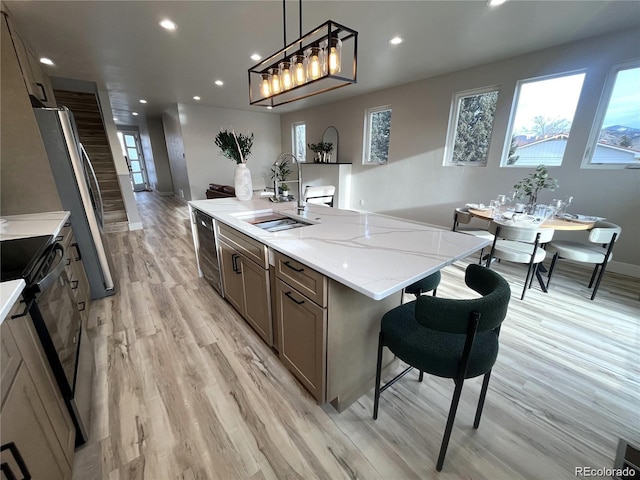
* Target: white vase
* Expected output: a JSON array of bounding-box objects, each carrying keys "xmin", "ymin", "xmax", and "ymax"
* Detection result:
[{"xmin": 234, "ymin": 163, "xmax": 253, "ymax": 201}]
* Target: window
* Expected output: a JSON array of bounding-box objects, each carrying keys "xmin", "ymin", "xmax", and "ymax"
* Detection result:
[
  {"xmin": 503, "ymin": 71, "xmax": 585, "ymax": 167},
  {"xmin": 444, "ymin": 86, "xmax": 499, "ymax": 166},
  {"xmin": 583, "ymin": 61, "xmax": 640, "ymax": 168},
  {"xmin": 292, "ymin": 121, "xmax": 306, "ymax": 162},
  {"xmin": 363, "ymin": 106, "xmax": 392, "ymax": 164}
]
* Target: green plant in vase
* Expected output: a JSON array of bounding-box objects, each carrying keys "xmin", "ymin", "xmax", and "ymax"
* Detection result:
[
  {"xmin": 215, "ymin": 129, "xmax": 254, "ymax": 164},
  {"xmin": 270, "ymin": 160, "xmax": 291, "ymax": 195},
  {"xmin": 513, "ymin": 164, "xmax": 559, "ymax": 207}
]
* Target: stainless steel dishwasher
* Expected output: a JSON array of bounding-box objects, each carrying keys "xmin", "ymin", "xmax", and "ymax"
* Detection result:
[{"xmin": 195, "ymin": 209, "xmax": 223, "ymax": 295}]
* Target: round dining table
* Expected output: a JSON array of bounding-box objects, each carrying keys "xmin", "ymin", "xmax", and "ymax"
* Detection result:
[{"xmin": 468, "ymin": 208, "xmax": 595, "ymax": 231}]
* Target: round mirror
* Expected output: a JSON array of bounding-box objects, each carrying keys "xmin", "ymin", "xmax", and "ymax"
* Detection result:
[{"xmin": 322, "ymin": 126, "xmax": 339, "ymax": 163}]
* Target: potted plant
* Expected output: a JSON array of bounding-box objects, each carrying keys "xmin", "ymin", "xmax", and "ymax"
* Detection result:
[
  {"xmin": 215, "ymin": 129, "xmax": 254, "ymax": 200},
  {"xmin": 308, "ymin": 141, "xmax": 334, "ymax": 162},
  {"xmin": 270, "ymin": 160, "xmax": 291, "ymax": 195},
  {"xmin": 513, "ymin": 164, "xmax": 559, "ymax": 208}
]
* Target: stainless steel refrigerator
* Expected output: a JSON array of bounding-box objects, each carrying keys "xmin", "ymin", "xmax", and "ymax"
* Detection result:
[{"xmin": 34, "ymin": 106, "xmax": 116, "ymax": 298}]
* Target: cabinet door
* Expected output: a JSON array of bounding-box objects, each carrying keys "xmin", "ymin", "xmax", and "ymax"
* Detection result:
[
  {"xmin": 6, "ymin": 310, "xmax": 76, "ymax": 465},
  {"xmin": 1, "ymin": 365, "xmax": 72, "ymax": 479},
  {"xmin": 1, "ymin": 320, "xmax": 21, "ymax": 405},
  {"xmin": 240, "ymin": 257, "xmax": 272, "ymax": 346},
  {"xmin": 219, "ymin": 240, "xmax": 244, "ymax": 315},
  {"xmin": 70, "ymin": 242, "xmax": 90, "ymax": 324},
  {"xmin": 275, "ymin": 279, "xmax": 326, "ymax": 401}
]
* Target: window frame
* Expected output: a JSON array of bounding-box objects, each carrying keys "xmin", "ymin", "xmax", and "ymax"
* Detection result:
[
  {"xmin": 443, "ymin": 85, "xmax": 500, "ymax": 167},
  {"xmin": 581, "ymin": 59, "xmax": 640, "ymax": 170},
  {"xmin": 362, "ymin": 105, "xmax": 392, "ymax": 165},
  {"xmin": 500, "ymin": 69, "xmax": 586, "ymax": 168},
  {"xmin": 292, "ymin": 121, "xmax": 306, "ymax": 162}
]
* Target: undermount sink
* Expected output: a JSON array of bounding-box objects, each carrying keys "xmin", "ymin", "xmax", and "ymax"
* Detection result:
[{"xmin": 238, "ymin": 211, "xmax": 314, "ymax": 232}]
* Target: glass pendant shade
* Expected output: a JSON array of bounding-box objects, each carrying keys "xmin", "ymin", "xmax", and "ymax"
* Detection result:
[
  {"xmin": 279, "ymin": 61, "xmax": 293, "ymax": 90},
  {"xmin": 260, "ymin": 74, "xmax": 271, "ymax": 97},
  {"xmin": 327, "ymin": 37, "xmax": 342, "ymax": 74},
  {"xmin": 292, "ymin": 54, "xmax": 306, "ymax": 86},
  {"xmin": 306, "ymin": 47, "xmax": 322, "ymax": 80},
  {"xmin": 269, "ymin": 68, "xmax": 281, "ymax": 94}
]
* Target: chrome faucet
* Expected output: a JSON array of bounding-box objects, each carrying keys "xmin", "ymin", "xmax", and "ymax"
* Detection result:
[{"xmin": 276, "ymin": 153, "xmax": 306, "ymax": 214}]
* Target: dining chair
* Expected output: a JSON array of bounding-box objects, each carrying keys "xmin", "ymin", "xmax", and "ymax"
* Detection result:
[
  {"xmin": 545, "ymin": 221, "xmax": 621, "ymax": 300},
  {"xmin": 303, "ymin": 185, "xmax": 335, "ymax": 207},
  {"xmin": 486, "ymin": 221, "xmax": 554, "ymax": 300},
  {"xmin": 452, "ymin": 207, "xmax": 494, "ymax": 264},
  {"xmin": 373, "ymin": 264, "xmax": 511, "ymax": 471}
]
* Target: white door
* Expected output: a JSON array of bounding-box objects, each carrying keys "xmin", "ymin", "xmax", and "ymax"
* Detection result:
[{"xmin": 118, "ymin": 131, "xmax": 148, "ymax": 192}]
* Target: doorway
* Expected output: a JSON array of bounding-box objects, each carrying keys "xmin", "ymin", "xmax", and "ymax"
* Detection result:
[{"xmin": 117, "ymin": 130, "xmax": 148, "ymax": 192}]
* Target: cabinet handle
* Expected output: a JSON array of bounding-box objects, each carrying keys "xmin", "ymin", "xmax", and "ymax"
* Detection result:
[
  {"xmin": 55, "ymin": 234, "xmax": 64, "ymax": 242},
  {"xmin": 78, "ymin": 301, "xmax": 86, "ymax": 312},
  {"xmin": 1, "ymin": 442, "xmax": 32, "ymax": 479},
  {"xmin": 71, "ymin": 280, "xmax": 79, "ymax": 289},
  {"xmin": 232, "ymin": 254, "xmax": 242, "ymax": 274},
  {"xmin": 65, "ymin": 258, "xmax": 71, "ymax": 266},
  {"xmin": 284, "ymin": 261, "xmax": 304, "ymax": 273},
  {"xmin": 72, "ymin": 242, "xmax": 82, "ymax": 261},
  {"xmin": 285, "ymin": 291, "xmax": 305, "ymax": 305},
  {"xmin": 10, "ymin": 299, "xmax": 33, "ymax": 320}
]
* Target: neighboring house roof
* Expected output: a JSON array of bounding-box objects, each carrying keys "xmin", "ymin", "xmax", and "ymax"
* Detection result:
[{"xmin": 513, "ymin": 136, "xmax": 640, "ymax": 165}]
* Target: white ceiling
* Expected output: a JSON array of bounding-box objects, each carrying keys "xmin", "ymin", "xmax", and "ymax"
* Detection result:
[{"xmin": 5, "ymin": 0, "xmax": 640, "ymax": 123}]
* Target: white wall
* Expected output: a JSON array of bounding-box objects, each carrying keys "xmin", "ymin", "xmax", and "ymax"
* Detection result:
[
  {"xmin": 177, "ymin": 104, "xmax": 281, "ymax": 200},
  {"xmin": 280, "ymin": 28, "xmax": 640, "ymax": 270},
  {"xmin": 162, "ymin": 105, "xmax": 190, "ymax": 201},
  {"xmin": 140, "ymin": 116, "xmax": 174, "ymax": 195}
]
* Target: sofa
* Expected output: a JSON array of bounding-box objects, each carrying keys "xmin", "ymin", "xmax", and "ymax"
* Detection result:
[{"xmin": 206, "ymin": 183, "xmax": 235, "ymax": 199}]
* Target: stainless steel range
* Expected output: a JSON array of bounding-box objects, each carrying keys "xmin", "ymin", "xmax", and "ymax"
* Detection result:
[{"xmin": 1, "ymin": 235, "xmax": 92, "ymax": 446}]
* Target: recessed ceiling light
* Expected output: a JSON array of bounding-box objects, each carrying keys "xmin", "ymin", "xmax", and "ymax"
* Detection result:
[
  {"xmin": 214, "ymin": 80, "xmax": 224, "ymax": 86},
  {"xmin": 488, "ymin": 0, "xmax": 507, "ymax": 6},
  {"xmin": 139, "ymin": 99, "xmax": 147, "ymax": 104},
  {"xmin": 132, "ymin": 112, "xmax": 139, "ymax": 116},
  {"xmin": 267, "ymin": 106, "xmax": 273, "ymax": 110},
  {"xmin": 250, "ymin": 53, "xmax": 262, "ymax": 62},
  {"xmin": 159, "ymin": 19, "xmax": 177, "ymax": 30},
  {"xmin": 193, "ymin": 96, "xmax": 201, "ymax": 101},
  {"xmin": 389, "ymin": 36, "xmax": 403, "ymax": 45},
  {"xmin": 113, "ymin": 117, "xmax": 118, "ymax": 122},
  {"xmin": 39, "ymin": 57, "xmax": 54, "ymax": 66}
]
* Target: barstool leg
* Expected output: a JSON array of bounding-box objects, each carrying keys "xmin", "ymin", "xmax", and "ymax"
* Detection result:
[
  {"xmin": 436, "ymin": 379, "xmax": 465, "ymax": 471},
  {"xmin": 474, "ymin": 371, "xmax": 492, "ymax": 428},
  {"xmin": 373, "ymin": 332, "xmax": 384, "ymax": 420}
]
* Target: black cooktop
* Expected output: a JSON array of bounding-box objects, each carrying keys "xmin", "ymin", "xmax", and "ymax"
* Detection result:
[{"xmin": 0, "ymin": 235, "xmax": 54, "ymax": 284}]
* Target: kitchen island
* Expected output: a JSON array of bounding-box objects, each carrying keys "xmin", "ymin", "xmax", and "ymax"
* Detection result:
[{"xmin": 189, "ymin": 198, "xmax": 489, "ymax": 410}]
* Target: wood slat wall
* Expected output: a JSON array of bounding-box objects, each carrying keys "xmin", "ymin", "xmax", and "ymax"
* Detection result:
[
  {"xmin": 73, "ymin": 192, "xmax": 640, "ymax": 480},
  {"xmin": 53, "ymin": 89, "xmax": 127, "ymax": 225}
]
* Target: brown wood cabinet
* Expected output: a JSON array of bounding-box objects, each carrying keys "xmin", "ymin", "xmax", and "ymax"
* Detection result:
[
  {"xmin": 217, "ymin": 223, "xmax": 272, "ymax": 346},
  {"xmin": 274, "ymin": 277, "xmax": 327, "ymax": 401},
  {"xmin": 0, "ymin": 298, "xmax": 75, "ymax": 479}
]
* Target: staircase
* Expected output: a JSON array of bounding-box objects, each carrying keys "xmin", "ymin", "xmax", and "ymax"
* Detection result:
[{"xmin": 53, "ymin": 90, "xmax": 128, "ymax": 230}]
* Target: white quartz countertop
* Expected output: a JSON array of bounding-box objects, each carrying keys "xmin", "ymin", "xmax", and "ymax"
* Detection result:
[
  {"xmin": 189, "ymin": 198, "xmax": 490, "ymax": 300},
  {"xmin": 0, "ymin": 279, "xmax": 26, "ymax": 325},
  {"xmin": 0, "ymin": 211, "xmax": 70, "ymax": 241}
]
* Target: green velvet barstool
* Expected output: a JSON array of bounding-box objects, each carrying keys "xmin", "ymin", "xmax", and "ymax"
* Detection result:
[{"xmin": 373, "ymin": 264, "xmax": 511, "ymax": 471}]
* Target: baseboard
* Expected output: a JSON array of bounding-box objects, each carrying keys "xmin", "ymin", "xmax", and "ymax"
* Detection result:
[
  {"xmin": 128, "ymin": 222, "xmax": 143, "ymax": 231},
  {"xmin": 154, "ymin": 190, "xmax": 174, "ymax": 197},
  {"xmin": 609, "ymin": 261, "xmax": 640, "ymax": 279}
]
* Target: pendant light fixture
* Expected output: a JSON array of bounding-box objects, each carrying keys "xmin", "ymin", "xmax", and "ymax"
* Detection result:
[{"xmin": 248, "ymin": 0, "xmax": 358, "ymax": 107}]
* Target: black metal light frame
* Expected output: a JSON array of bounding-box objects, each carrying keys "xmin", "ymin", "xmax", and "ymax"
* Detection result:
[{"xmin": 248, "ymin": 19, "xmax": 358, "ymax": 107}]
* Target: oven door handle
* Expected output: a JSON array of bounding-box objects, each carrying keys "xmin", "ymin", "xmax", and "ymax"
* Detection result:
[{"xmin": 36, "ymin": 245, "xmax": 66, "ymax": 293}]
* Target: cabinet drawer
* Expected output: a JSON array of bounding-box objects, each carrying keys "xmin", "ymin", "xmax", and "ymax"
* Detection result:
[
  {"xmin": 55, "ymin": 222, "xmax": 73, "ymax": 249},
  {"xmin": 217, "ymin": 223, "xmax": 268, "ymax": 269},
  {"xmin": 274, "ymin": 251, "xmax": 326, "ymax": 307}
]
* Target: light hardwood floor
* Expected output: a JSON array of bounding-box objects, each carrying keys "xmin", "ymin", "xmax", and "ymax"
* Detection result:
[{"xmin": 73, "ymin": 192, "xmax": 640, "ymax": 480}]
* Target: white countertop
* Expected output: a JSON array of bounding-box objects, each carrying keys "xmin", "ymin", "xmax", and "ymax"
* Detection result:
[
  {"xmin": 189, "ymin": 198, "xmax": 490, "ymax": 300},
  {"xmin": 0, "ymin": 211, "xmax": 70, "ymax": 241},
  {"xmin": 0, "ymin": 279, "xmax": 26, "ymax": 325}
]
